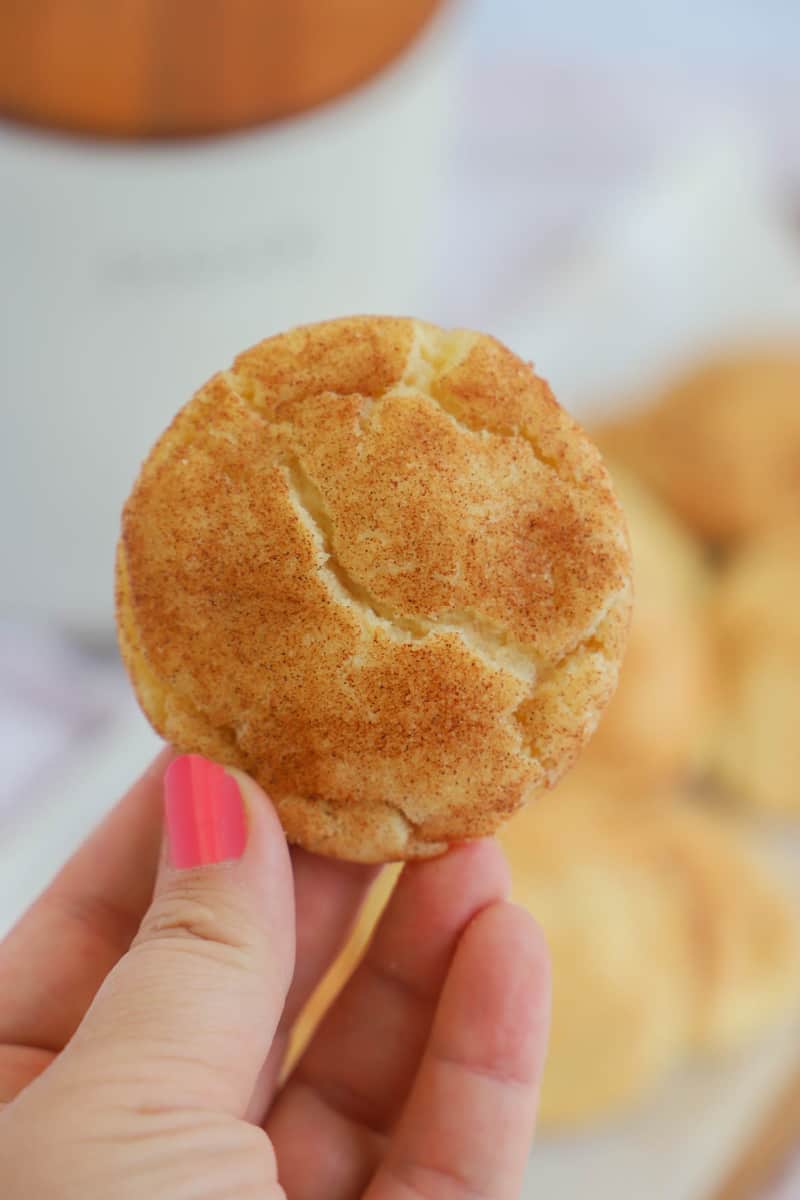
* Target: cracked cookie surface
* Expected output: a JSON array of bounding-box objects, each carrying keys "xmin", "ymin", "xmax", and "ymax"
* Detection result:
[{"xmin": 117, "ymin": 317, "xmax": 632, "ymax": 861}]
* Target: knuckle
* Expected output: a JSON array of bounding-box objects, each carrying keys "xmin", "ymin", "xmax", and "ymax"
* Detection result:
[
  {"xmin": 137, "ymin": 889, "xmax": 253, "ymax": 960},
  {"xmin": 237, "ymin": 1121, "xmax": 280, "ymax": 1183},
  {"xmin": 204, "ymin": 1123, "xmax": 282, "ymax": 1198}
]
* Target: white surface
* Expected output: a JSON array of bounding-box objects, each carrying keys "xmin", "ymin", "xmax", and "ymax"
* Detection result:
[
  {"xmin": 471, "ymin": 0, "xmax": 800, "ymax": 68},
  {"xmin": 0, "ymin": 695, "xmax": 160, "ymax": 938},
  {"xmin": 499, "ymin": 131, "xmax": 800, "ymax": 417},
  {"xmin": 527, "ymin": 1027, "xmax": 800, "ymax": 1200},
  {"xmin": 0, "ymin": 623, "xmax": 128, "ymax": 819},
  {"xmin": 434, "ymin": 2, "xmax": 800, "ymax": 337}
]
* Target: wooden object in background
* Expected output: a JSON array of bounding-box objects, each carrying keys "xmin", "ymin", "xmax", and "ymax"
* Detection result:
[
  {"xmin": 712, "ymin": 1066, "xmax": 800, "ymax": 1200},
  {"xmin": 0, "ymin": 0, "xmax": 441, "ymax": 137}
]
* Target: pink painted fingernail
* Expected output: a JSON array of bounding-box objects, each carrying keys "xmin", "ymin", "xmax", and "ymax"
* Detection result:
[{"xmin": 164, "ymin": 755, "xmax": 246, "ymax": 869}]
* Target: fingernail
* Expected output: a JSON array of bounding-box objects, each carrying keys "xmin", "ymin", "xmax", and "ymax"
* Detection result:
[{"xmin": 164, "ymin": 755, "xmax": 246, "ymax": 869}]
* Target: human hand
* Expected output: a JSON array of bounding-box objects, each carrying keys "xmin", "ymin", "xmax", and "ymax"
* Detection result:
[{"xmin": 0, "ymin": 752, "xmax": 550, "ymax": 1199}]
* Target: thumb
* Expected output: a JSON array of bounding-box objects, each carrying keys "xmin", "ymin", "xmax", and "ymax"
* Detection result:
[{"xmin": 62, "ymin": 754, "xmax": 295, "ymax": 1117}]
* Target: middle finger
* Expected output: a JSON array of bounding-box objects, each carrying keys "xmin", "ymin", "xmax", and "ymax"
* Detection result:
[{"xmin": 266, "ymin": 838, "xmax": 510, "ymax": 1200}]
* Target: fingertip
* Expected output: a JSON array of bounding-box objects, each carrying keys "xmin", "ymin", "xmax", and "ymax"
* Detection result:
[
  {"xmin": 145, "ymin": 744, "xmax": 178, "ymax": 781},
  {"xmin": 480, "ymin": 836, "xmax": 513, "ymax": 900},
  {"xmin": 222, "ymin": 765, "xmax": 288, "ymax": 843},
  {"xmin": 406, "ymin": 836, "xmax": 512, "ymax": 901},
  {"xmin": 291, "ymin": 845, "xmax": 380, "ymax": 890},
  {"xmin": 222, "ymin": 763, "xmax": 271, "ymax": 802},
  {"xmin": 371, "ymin": 894, "xmax": 551, "ymax": 1200},
  {"xmin": 468, "ymin": 899, "xmax": 551, "ymax": 994},
  {"xmin": 458, "ymin": 835, "xmax": 512, "ymax": 883},
  {"xmin": 452, "ymin": 899, "xmax": 552, "ymax": 1079}
]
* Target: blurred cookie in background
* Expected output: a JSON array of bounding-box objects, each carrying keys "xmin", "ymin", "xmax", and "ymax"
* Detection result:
[
  {"xmin": 710, "ymin": 523, "xmax": 800, "ymax": 817},
  {"xmin": 586, "ymin": 464, "xmax": 716, "ymax": 783},
  {"xmin": 502, "ymin": 786, "xmax": 694, "ymax": 1129},
  {"xmin": 285, "ymin": 768, "xmax": 800, "ymax": 1132},
  {"xmin": 501, "ymin": 771, "xmax": 800, "ymax": 1130},
  {"xmin": 649, "ymin": 800, "xmax": 800, "ymax": 1054},
  {"xmin": 597, "ymin": 350, "xmax": 800, "ymax": 547},
  {"xmin": 606, "ymin": 792, "xmax": 800, "ymax": 1054}
]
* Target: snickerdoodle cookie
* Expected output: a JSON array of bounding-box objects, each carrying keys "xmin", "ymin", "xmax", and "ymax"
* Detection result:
[
  {"xmin": 118, "ymin": 317, "xmax": 631, "ymax": 860},
  {"xmin": 598, "ymin": 350, "xmax": 800, "ymax": 546}
]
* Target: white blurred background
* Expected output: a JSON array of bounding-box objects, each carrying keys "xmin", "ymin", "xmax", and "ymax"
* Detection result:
[
  {"xmin": 435, "ymin": 0, "xmax": 800, "ymax": 327},
  {"xmin": 2, "ymin": 3, "xmax": 800, "ymax": 1197}
]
